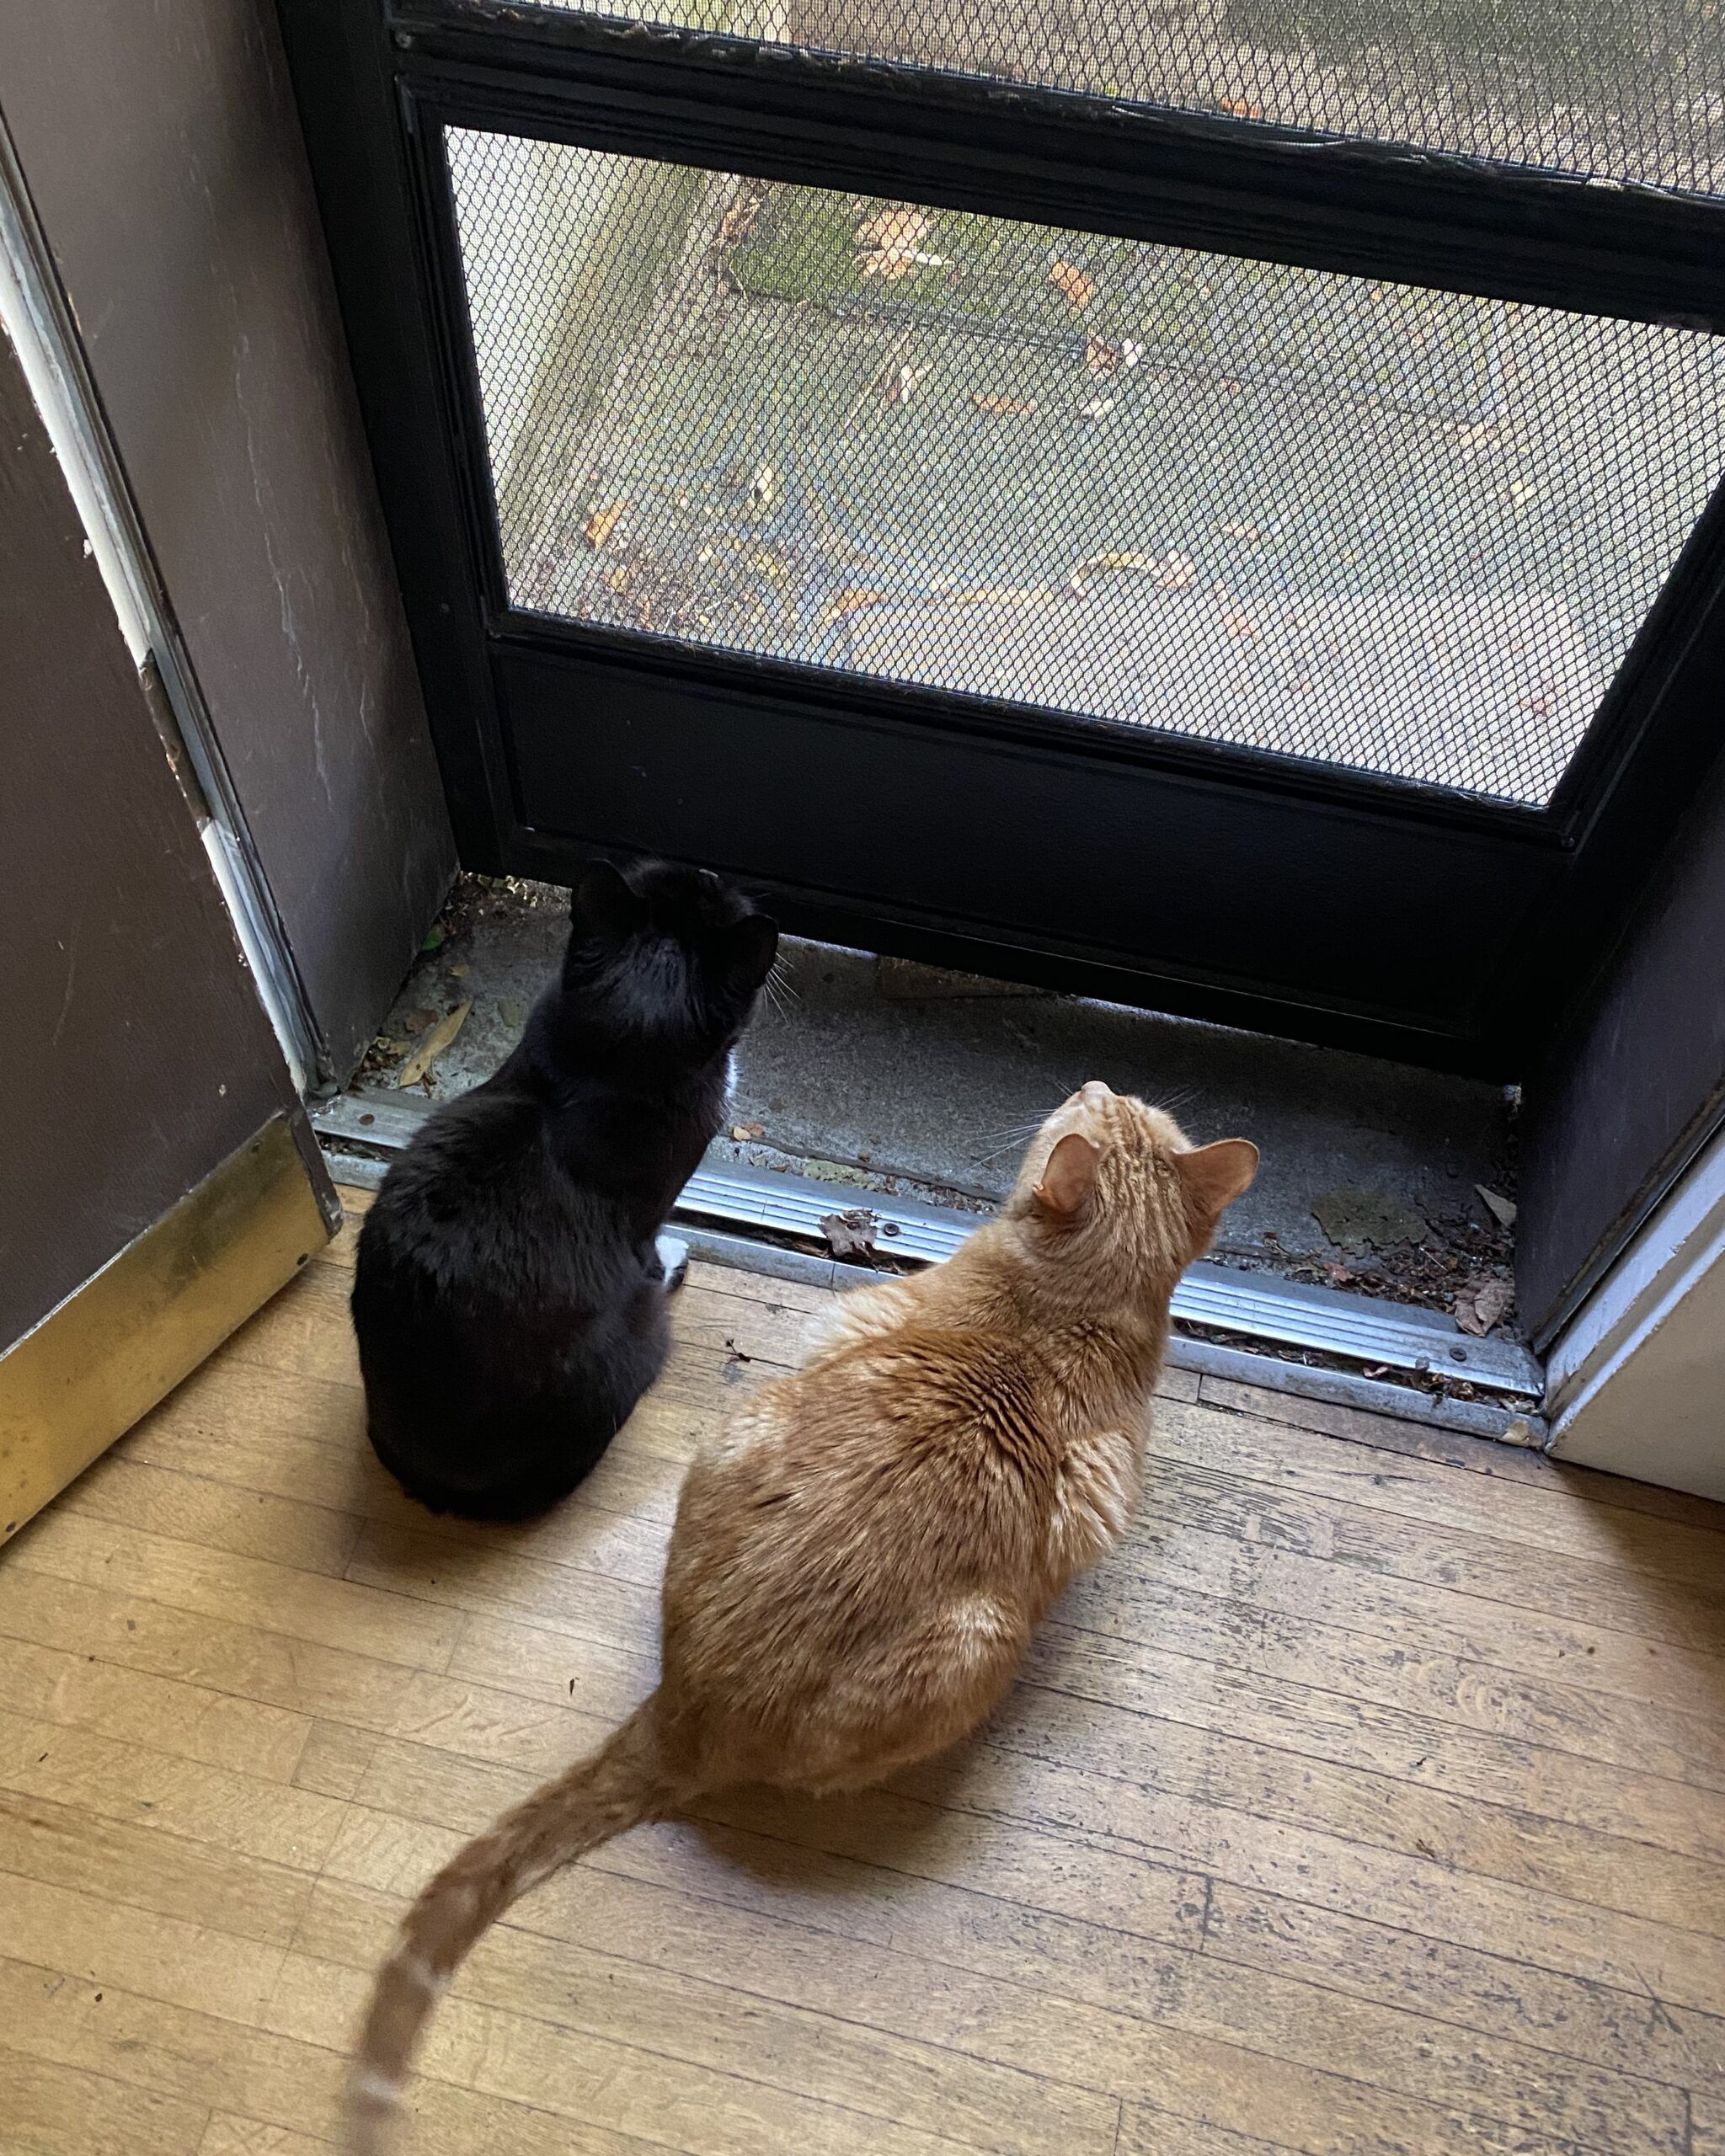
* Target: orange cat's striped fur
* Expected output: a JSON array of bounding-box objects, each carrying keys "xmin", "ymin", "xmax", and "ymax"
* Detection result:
[{"xmin": 344, "ymin": 1082, "xmax": 1258, "ymax": 2152}]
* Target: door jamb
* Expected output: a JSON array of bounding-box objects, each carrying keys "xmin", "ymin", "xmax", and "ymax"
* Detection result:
[{"xmin": 0, "ymin": 115, "xmax": 327, "ymax": 1091}]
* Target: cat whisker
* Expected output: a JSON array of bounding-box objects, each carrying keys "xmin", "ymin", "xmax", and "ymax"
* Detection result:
[
  {"xmin": 974, "ymin": 1131, "xmax": 1050, "ymax": 1163},
  {"xmin": 968, "ymin": 1121, "xmax": 1047, "ymax": 1151},
  {"xmin": 966, "ymin": 1091, "xmax": 1072, "ymax": 1145}
]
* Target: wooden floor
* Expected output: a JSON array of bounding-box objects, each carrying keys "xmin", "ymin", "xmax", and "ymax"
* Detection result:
[{"xmin": 4, "ymin": 1187, "xmax": 1725, "ymax": 2156}]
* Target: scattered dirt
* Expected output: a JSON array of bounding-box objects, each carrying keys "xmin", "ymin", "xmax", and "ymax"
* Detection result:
[
  {"xmin": 1175, "ymin": 1317, "xmax": 1502, "ymax": 1405},
  {"xmin": 352, "ymin": 873, "xmax": 563, "ymax": 1086},
  {"xmin": 1225, "ymin": 1194, "xmax": 1518, "ymax": 1337}
]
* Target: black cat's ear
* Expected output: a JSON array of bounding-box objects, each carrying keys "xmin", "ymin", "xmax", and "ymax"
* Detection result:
[
  {"xmin": 571, "ymin": 860, "xmax": 646, "ymax": 944},
  {"xmin": 720, "ymin": 911, "xmax": 779, "ymax": 996}
]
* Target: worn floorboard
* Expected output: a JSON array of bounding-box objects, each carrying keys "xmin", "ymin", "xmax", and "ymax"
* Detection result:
[{"xmin": 2, "ymin": 1185, "xmax": 1722, "ymax": 2155}]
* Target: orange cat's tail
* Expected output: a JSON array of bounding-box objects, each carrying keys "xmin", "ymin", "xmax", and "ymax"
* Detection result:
[{"xmin": 344, "ymin": 1701, "xmax": 672, "ymax": 2155}]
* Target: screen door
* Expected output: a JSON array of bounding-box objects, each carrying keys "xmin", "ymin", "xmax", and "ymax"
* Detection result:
[{"xmin": 277, "ymin": 0, "xmax": 1725, "ymax": 1070}]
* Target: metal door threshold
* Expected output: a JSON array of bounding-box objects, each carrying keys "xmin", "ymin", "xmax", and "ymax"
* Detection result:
[
  {"xmin": 316, "ymin": 1090, "xmax": 1545, "ymax": 1441},
  {"xmin": 678, "ymin": 1160, "xmax": 1543, "ymax": 1397}
]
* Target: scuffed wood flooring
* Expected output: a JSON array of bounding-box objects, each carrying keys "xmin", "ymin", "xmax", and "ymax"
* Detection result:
[{"xmin": 3, "ymin": 1184, "xmax": 1723, "ymax": 2155}]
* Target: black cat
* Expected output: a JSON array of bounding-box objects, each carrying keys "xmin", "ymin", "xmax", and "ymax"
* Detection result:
[{"xmin": 351, "ymin": 859, "xmax": 777, "ymax": 1521}]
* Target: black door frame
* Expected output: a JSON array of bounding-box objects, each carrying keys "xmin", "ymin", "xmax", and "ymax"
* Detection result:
[{"xmin": 277, "ymin": 0, "xmax": 1725, "ymax": 1073}]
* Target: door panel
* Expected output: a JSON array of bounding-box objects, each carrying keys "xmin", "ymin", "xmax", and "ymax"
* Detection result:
[
  {"xmin": 503, "ymin": 640, "xmax": 1558, "ymax": 1055},
  {"xmin": 0, "ymin": 314, "xmax": 334, "ymax": 1534},
  {"xmin": 0, "ymin": 0, "xmax": 455, "ymax": 1078},
  {"xmin": 1519, "ymin": 742, "xmax": 1725, "ymax": 1342}
]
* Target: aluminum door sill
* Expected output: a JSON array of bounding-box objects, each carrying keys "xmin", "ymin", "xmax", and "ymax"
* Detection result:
[{"xmin": 314, "ymin": 1091, "xmax": 1542, "ymax": 1401}]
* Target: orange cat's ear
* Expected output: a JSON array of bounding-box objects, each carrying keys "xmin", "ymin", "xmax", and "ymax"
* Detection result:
[
  {"xmin": 1033, "ymin": 1132, "xmax": 1101, "ymax": 1217},
  {"xmin": 1175, "ymin": 1139, "xmax": 1259, "ymax": 1216}
]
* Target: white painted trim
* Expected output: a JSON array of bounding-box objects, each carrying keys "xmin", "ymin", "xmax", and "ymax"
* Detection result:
[
  {"xmin": 0, "ymin": 119, "xmax": 319, "ymax": 1091},
  {"xmin": 1545, "ymin": 1116, "xmax": 1725, "ymax": 1496}
]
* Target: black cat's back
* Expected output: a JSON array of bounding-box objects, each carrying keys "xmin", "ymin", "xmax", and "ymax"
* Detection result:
[
  {"xmin": 351, "ymin": 859, "xmax": 776, "ymax": 1521},
  {"xmin": 354, "ymin": 1081, "xmax": 657, "ymax": 1516}
]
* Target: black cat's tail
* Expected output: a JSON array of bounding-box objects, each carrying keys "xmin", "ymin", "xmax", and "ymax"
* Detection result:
[{"xmin": 344, "ymin": 1701, "xmax": 675, "ymax": 2153}]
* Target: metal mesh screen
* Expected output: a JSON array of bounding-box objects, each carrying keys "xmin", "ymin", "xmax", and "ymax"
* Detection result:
[
  {"xmin": 447, "ymin": 127, "xmax": 1725, "ymax": 804},
  {"xmin": 511, "ymin": 0, "xmax": 1725, "ymax": 193}
]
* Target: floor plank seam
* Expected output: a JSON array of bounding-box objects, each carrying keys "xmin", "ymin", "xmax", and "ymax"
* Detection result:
[
  {"xmin": 8, "ymin": 1239, "xmax": 1721, "ymax": 2156},
  {"xmin": 1008, "ymin": 1666, "xmax": 1725, "ymax": 1841},
  {"xmin": 307, "ymin": 1776, "xmax": 1722, "ymax": 2104}
]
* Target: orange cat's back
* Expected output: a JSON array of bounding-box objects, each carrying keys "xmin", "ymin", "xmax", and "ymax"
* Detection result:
[{"xmin": 660, "ymin": 1244, "xmax": 1147, "ymax": 1785}]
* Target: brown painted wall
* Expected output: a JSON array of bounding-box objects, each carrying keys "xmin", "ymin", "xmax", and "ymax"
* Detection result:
[
  {"xmin": 0, "ymin": 322, "xmax": 297, "ymax": 1345},
  {"xmin": 0, "ymin": 0, "xmax": 455, "ymax": 1077}
]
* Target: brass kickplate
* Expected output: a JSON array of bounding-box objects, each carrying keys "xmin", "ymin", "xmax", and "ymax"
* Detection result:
[{"xmin": 0, "ymin": 1113, "xmax": 332, "ymax": 1542}]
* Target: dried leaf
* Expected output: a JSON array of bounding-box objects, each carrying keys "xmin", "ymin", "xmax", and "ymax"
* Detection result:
[
  {"xmin": 731, "ymin": 1121, "xmax": 766, "ymax": 1142},
  {"xmin": 1069, "ymin": 549, "xmax": 1157, "ymax": 590},
  {"xmin": 1454, "ymin": 1275, "xmax": 1514, "ymax": 1337},
  {"xmin": 583, "ymin": 502, "xmax": 628, "ymax": 550},
  {"xmin": 1475, "ymin": 1276, "xmax": 1518, "ymax": 1327},
  {"xmin": 396, "ymin": 999, "xmax": 473, "ymax": 1088},
  {"xmin": 855, "ymin": 208, "xmax": 932, "ymax": 253},
  {"xmin": 716, "ymin": 194, "xmax": 761, "ymax": 248},
  {"xmin": 953, "ymin": 584, "xmax": 1057, "ymax": 607},
  {"xmin": 971, "ymin": 393, "xmax": 1038, "ymax": 418},
  {"xmin": 1049, "ymin": 259, "xmax": 1097, "ymax": 310},
  {"xmin": 1069, "ymin": 549, "xmax": 1196, "ymax": 595},
  {"xmin": 853, "ymin": 243, "xmax": 948, "ymax": 280},
  {"xmin": 820, "ymin": 1208, "xmax": 880, "ymax": 1259},
  {"xmin": 1476, "ymin": 1184, "xmax": 1518, "ymax": 1230},
  {"xmin": 820, "ymin": 587, "xmax": 889, "ymax": 625},
  {"xmin": 857, "ymin": 247, "xmax": 922, "ymax": 282},
  {"xmin": 1085, "ymin": 334, "xmax": 1123, "ymax": 378},
  {"xmin": 1218, "ymin": 95, "xmax": 1263, "ymax": 117}
]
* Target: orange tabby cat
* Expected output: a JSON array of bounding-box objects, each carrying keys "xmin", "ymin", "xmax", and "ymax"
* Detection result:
[{"xmin": 344, "ymin": 1083, "xmax": 1258, "ymax": 2152}]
